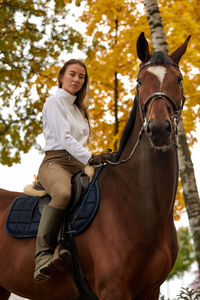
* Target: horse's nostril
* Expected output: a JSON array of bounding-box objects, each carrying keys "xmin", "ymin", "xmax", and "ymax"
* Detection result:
[
  {"xmin": 165, "ymin": 120, "xmax": 171, "ymax": 134},
  {"xmin": 147, "ymin": 120, "xmax": 153, "ymax": 136}
]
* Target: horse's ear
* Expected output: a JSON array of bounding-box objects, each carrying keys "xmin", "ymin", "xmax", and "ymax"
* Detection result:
[
  {"xmin": 170, "ymin": 35, "xmax": 191, "ymax": 65},
  {"xmin": 137, "ymin": 32, "xmax": 151, "ymax": 63}
]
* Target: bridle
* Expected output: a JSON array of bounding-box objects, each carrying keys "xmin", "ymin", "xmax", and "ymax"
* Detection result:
[
  {"xmin": 107, "ymin": 61, "xmax": 185, "ymax": 165},
  {"xmin": 138, "ymin": 61, "xmax": 185, "ymax": 121}
]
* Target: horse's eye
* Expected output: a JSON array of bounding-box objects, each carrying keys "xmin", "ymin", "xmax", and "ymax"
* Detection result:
[
  {"xmin": 177, "ymin": 76, "xmax": 183, "ymax": 84},
  {"xmin": 137, "ymin": 79, "xmax": 142, "ymax": 86}
]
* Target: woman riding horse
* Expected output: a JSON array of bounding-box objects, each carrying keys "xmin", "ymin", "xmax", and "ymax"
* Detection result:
[{"xmin": 34, "ymin": 59, "xmax": 114, "ymax": 282}]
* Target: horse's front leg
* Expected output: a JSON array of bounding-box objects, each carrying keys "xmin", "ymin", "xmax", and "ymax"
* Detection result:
[
  {"xmin": 97, "ymin": 287, "xmax": 160, "ymax": 300},
  {"xmin": 146, "ymin": 287, "xmax": 160, "ymax": 300},
  {"xmin": 98, "ymin": 286, "xmax": 133, "ymax": 300},
  {"xmin": 95, "ymin": 275, "xmax": 134, "ymax": 300},
  {"xmin": 134, "ymin": 286, "xmax": 160, "ymax": 300}
]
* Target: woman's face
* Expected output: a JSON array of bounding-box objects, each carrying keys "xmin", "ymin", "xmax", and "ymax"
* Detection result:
[{"xmin": 60, "ymin": 63, "xmax": 86, "ymax": 95}]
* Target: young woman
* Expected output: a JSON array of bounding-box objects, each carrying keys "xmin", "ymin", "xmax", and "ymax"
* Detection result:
[{"xmin": 34, "ymin": 59, "xmax": 113, "ymax": 283}]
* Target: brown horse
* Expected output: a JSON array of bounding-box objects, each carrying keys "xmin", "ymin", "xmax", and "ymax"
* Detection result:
[{"xmin": 0, "ymin": 33, "xmax": 190, "ymax": 300}]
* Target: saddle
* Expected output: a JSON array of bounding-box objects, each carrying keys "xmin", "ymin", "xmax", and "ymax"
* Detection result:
[
  {"xmin": 31, "ymin": 169, "xmax": 91, "ymax": 211},
  {"xmin": 6, "ymin": 167, "xmax": 102, "ymax": 238},
  {"xmin": 24, "ymin": 164, "xmax": 95, "ymax": 203}
]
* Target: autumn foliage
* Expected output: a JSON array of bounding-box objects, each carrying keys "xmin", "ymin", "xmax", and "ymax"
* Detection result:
[{"xmin": 0, "ymin": 0, "xmax": 83, "ymax": 165}]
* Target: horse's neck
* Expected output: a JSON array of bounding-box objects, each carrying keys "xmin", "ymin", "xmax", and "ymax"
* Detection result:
[{"xmin": 118, "ymin": 111, "xmax": 178, "ymax": 215}]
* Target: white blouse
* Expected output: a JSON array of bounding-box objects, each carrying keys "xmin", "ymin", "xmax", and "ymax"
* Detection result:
[{"xmin": 42, "ymin": 88, "xmax": 92, "ymax": 165}]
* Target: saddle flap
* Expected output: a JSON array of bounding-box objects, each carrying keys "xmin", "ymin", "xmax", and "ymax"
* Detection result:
[{"xmin": 71, "ymin": 170, "xmax": 90, "ymax": 211}]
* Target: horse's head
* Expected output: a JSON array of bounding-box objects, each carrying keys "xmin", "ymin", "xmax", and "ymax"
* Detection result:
[{"xmin": 136, "ymin": 33, "xmax": 191, "ymax": 151}]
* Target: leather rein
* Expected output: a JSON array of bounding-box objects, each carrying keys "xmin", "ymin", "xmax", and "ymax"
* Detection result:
[{"xmin": 107, "ymin": 62, "xmax": 185, "ymax": 165}]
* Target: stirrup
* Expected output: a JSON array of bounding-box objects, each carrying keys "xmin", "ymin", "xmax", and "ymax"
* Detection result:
[
  {"xmin": 58, "ymin": 247, "xmax": 71, "ymax": 262},
  {"xmin": 52, "ymin": 245, "xmax": 71, "ymax": 263}
]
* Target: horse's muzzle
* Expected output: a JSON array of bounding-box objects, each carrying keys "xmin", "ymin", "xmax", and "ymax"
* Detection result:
[{"xmin": 146, "ymin": 119, "xmax": 172, "ymax": 147}]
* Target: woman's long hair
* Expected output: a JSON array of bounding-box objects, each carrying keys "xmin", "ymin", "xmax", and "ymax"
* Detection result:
[{"xmin": 58, "ymin": 59, "xmax": 89, "ymax": 122}]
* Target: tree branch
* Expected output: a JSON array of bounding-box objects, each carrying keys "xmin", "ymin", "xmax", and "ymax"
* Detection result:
[
  {"xmin": 0, "ymin": 111, "xmax": 36, "ymax": 136},
  {"xmin": 0, "ymin": 58, "xmax": 50, "ymax": 78}
]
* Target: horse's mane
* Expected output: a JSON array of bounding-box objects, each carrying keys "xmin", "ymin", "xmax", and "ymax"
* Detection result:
[
  {"xmin": 116, "ymin": 96, "xmax": 138, "ymax": 160},
  {"xmin": 116, "ymin": 51, "xmax": 173, "ymax": 160},
  {"xmin": 150, "ymin": 51, "xmax": 173, "ymax": 65}
]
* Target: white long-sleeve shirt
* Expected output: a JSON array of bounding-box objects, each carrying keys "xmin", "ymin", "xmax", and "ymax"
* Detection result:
[{"xmin": 42, "ymin": 88, "xmax": 92, "ymax": 165}]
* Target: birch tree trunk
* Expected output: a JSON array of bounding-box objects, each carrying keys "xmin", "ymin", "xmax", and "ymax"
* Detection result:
[
  {"xmin": 114, "ymin": 18, "xmax": 119, "ymax": 151},
  {"xmin": 143, "ymin": 0, "xmax": 200, "ymax": 272},
  {"xmin": 144, "ymin": 0, "xmax": 168, "ymax": 53},
  {"xmin": 178, "ymin": 121, "xmax": 200, "ymax": 271}
]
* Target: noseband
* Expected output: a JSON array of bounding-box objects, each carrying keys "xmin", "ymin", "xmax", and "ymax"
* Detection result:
[
  {"xmin": 142, "ymin": 92, "xmax": 184, "ymax": 117},
  {"xmin": 107, "ymin": 61, "xmax": 185, "ymax": 165}
]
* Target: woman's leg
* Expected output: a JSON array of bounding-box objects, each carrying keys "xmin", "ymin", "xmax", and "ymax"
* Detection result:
[
  {"xmin": 39, "ymin": 161, "xmax": 72, "ymax": 210},
  {"xmin": 34, "ymin": 162, "xmax": 72, "ymax": 282}
]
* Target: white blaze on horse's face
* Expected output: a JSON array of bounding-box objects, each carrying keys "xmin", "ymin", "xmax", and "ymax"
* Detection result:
[{"xmin": 147, "ymin": 66, "xmax": 166, "ymax": 88}]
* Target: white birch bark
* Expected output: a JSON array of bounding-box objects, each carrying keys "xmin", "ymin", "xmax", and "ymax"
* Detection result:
[
  {"xmin": 143, "ymin": 0, "xmax": 200, "ymax": 272},
  {"xmin": 144, "ymin": 0, "xmax": 168, "ymax": 53},
  {"xmin": 178, "ymin": 120, "xmax": 200, "ymax": 270}
]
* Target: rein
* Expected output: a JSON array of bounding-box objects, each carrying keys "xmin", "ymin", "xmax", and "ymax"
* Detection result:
[{"xmin": 107, "ymin": 62, "xmax": 185, "ymax": 166}]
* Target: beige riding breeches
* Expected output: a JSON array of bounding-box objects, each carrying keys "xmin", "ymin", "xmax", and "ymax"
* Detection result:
[{"xmin": 38, "ymin": 150, "xmax": 84, "ymax": 211}]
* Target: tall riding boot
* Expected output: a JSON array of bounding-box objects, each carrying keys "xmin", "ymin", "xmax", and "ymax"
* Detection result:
[{"xmin": 34, "ymin": 205, "xmax": 70, "ymax": 283}]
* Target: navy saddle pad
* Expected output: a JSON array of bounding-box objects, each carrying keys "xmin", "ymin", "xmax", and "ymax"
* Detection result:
[{"xmin": 6, "ymin": 168, "xmax": 101, "ymax": 238}]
